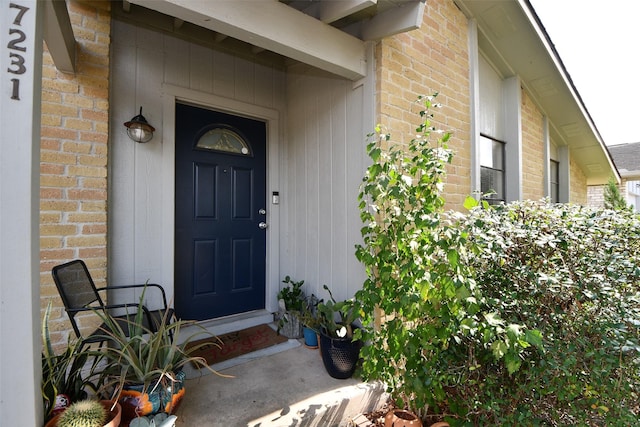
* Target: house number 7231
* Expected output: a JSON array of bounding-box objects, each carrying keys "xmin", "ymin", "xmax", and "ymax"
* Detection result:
[{"xmin": 7, "ymin": 2, "xmax": 29, "ymax": 100}]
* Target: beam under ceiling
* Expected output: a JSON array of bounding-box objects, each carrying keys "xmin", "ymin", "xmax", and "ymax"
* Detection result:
[
  {"xmin": 43, "ymin": 0, "xmax": 76, "ymax": 74},
  {"xmin": 361, "ymin": 0, "xmax": 425, "ymax": 40},
  {"xmin": 318, "ymin": 0, "xmax": 377, "ymax": 23}
]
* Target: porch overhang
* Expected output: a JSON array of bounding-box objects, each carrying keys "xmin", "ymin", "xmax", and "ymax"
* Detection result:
[
  {"xmin": 123, "ymin": 0, "xmax": 425, "ymax": 81},
  {"xmin": 128, "ymin": 0, "xmax": 368, "ymax": 80},
  {"xmin": 456, "ymin": 0, "xmax": 618, "ymax": 185}
]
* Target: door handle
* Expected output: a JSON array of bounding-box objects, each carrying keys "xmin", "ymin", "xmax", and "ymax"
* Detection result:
[{"xmin": 258, "ymin": 222, "xmax": 268, "ymax": 229}]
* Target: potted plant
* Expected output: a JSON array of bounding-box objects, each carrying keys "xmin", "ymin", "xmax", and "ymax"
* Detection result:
[
  {"xmin": 316, "ymin": 285, "xmax": 362, "ymax": 379},
  {"xmin": 299, "ymin": 294, "xmax": 321, "ymax": 348},
  {"xmin": 92, "ymin": 290, "xmax": 222, "ymax": 426},
  {"xmin": 276, "ymin": 276, "xmax": 306, "ymax": 338},
  {"xmin": 42, "ymin": 303, "xmax": 106, "ymax": 423},
  {"xmin": 45, "ymin": 399, "xmax": 122, "ymax": 427}
]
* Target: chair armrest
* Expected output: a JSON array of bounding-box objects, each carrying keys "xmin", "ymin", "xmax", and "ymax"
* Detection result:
[
  {"xmin": 95, "ymin": 283, "xmax": 169, "ymax": 309},
  {"xmin": 66, "ymin": 303, "xmax": 156, "ymax": 331},
  {"xmin": 66, "ymin": 302, "xmax": 149, "ymax": 316}
]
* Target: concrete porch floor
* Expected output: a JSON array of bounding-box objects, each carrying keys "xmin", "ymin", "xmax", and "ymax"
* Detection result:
[{"xmin": 174, "ymin": 319, "xmax": 387, "ymax": 427}]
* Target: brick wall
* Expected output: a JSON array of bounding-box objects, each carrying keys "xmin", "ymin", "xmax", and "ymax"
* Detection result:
[
  {"xmin": 587, "ymin": 185, "xmax": 605, "ymax": 208},
  {"xmin": 40, "ymin": 0, "xmax": 111, "ymax": 347},
  {"xmin": 521, "ymin": 88, "xmax": 545, "ymax": 200},
  {"xmin": 375, "ymin": 0, "xmax": 471, "ymax": 210},
  {"xmin": 570, "ymin": 156, "xmax": 587, "ymax": 204},
  {"xmin": 587, "ymin": 180, "xmax": 631, "ymax": 209}
]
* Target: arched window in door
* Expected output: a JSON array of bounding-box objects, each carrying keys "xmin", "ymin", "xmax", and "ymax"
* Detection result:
[{"xmin": 196, "ymin": 126, "xmax": 252, "ymax": 156}]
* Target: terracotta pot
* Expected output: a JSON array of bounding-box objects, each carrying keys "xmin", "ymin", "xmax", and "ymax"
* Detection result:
[
  {"xmin": 430, "ymin": 423, "xmax": 449, "ymax": 427},
  {"xmin": 44, "ymin": 400, "xmax": 122, "ymax": 427},
  {"xmin": 384, "ymin": 409, "xmax": 423, "ymax": 427}
]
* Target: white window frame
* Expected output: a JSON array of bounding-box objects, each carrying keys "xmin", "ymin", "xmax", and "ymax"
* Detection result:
[{"xmin": 470, "ymin": 22, "xmax": 522, "ymax": 203}]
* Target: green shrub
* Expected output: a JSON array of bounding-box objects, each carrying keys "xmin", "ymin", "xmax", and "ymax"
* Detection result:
[
  {"xmin": 354, "ymin": 95, "xmax": 539, "ymax": 422},
  {"xmin": 458, "ymin": 199, "xmax": 640, "ymax": 425},
  {"xmin": 355, "ymin": 94, "xmax": 640, "ymax": 425}
]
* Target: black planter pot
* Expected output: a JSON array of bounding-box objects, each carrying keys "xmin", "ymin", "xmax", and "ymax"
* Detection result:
[{"xmin": 319, "ymin": 330, "xmax": 363, "ymax": 379}]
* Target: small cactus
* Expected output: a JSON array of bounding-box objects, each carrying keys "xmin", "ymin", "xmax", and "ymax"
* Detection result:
[{"xmin": 57, "ymin": 400, "xmax": 107, "ymax": 427}]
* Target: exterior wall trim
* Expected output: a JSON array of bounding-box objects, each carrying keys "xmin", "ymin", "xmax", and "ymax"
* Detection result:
[
  {"xmin": 504, "ymin": 75, "xmax": 522, "ymax": 202},
  {"xmin": 543, "ymin": 115, "xmax": 551, "ymax": 197},
  {"xmin": 1, "ymin": 2, "xmax": 43, "ymax": 424},
  {"xmin": 558, "ymin": 145, "xmax": 570, "ymax": 202},
  {"xmin": 468, "ymin": 18, "xmax": 481, "ymax": 196}
]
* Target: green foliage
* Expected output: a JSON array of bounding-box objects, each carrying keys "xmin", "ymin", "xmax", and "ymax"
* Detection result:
[
  {"xmin": 278, "ymin": 276, "xmax": 306, "ymax": 312},
  {"xmin": 57, "ymin": 400, "xmax": 107, "ymax": 427},
  {"xmin": 317, "ymin": 285, "xmax": 359, "ymax": 339},
  {"xmin": 604, "ymin": 175, "xmax": 629, "ymax": 211},
  {"xmin": 354, "ymin": 95, "xmax": 540, "ymax": 418},
  {"xmin": 93, "ymin": 287, "xmax": 224, "ymax": 397},
  {"xmin": 42, "ymin": 302, "xmax": 104, "ymax": 420},
  {"xmin": 299, "ymin": 294, "xmax": 322, "ymax": 331},
  {"xmin": 459, "ymin": 199, "xmax": 640, "ymax": 424},
  {"xmin": 354, "ymin": 94, "xmax": 639, "ymax": 424},
  {"xmin": 276, "ymin": 276, "xmax": 307, "ymax": 335}
]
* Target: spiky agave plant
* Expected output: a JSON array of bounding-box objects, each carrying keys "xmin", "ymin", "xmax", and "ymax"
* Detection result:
[{"xmin": 57, "ymin": 400, "xmax": 107, "ymax": 427}]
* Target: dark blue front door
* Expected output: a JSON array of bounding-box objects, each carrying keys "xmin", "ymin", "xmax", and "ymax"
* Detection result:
[{"xmin": 175, "ymin": 103, "xmax": 267, "ymax": 320}]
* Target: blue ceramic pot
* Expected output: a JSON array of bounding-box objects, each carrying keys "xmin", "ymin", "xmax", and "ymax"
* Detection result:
[{"xmin": 302, "ymin": 326, "xmax": 319, "ymax": 348}]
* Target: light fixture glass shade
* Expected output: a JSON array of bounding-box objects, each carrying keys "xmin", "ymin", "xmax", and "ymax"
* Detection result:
[{"xmin": 124, "ymin": 107, "xmax": 155, "ymax": 143}]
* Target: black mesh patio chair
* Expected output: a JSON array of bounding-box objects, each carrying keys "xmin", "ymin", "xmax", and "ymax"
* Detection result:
[{"xmin": 51, "ymin": 259, "xmax": 175, "ymax": 348}]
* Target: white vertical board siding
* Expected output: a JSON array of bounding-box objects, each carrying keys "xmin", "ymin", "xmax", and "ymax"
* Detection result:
[
  {"xmin": 133, "ymin": 28, "xmax": 165, "ymax": 288},
  {"xmin": 110, "ymin": 19, "xmax": 286, "ymax": 308},
  {"xmin": 479, "ymin": 55, "xmax": 504, "ymax": 140},
  {"xmin": 283, "ymin": 64, "xmax": 369, "ymax": 302},
  {"xmin": 345, "ymin": 81, "xmax": 369, "ymax": 298},
  {"xmin": 109, "ymin": 20, "xmax": 139, "ymax": 300}
]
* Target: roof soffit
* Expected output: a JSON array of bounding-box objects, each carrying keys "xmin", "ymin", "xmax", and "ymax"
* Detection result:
[{"xmin": 456, "ymin": 0, "xmax": 617, "ymax": 185}]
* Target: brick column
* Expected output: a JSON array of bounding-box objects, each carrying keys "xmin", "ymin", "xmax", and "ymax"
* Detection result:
[{"xmin": 39, "ymin": 0, "xmax": 111, "ymax": 346}]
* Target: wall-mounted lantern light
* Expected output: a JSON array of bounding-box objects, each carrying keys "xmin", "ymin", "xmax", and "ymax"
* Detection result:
[{"xmin": 124, "ymin": 106, "xmax": 155, "ymax": 143}]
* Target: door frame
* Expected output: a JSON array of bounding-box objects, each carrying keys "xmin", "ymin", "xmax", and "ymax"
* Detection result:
[{"xmin": 160, "ymin": 84, "xmax": 281, "ymax": 316}]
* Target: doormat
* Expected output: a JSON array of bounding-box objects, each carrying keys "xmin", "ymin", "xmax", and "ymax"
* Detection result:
[{"xmin": 186, "ymin": 324, "xmax": 288, "ymax": 367}]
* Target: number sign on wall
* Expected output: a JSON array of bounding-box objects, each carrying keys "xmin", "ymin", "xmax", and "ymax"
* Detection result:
[{"xmin": 7, "ymin": 3, "xmax": 30, "ymax": 100}]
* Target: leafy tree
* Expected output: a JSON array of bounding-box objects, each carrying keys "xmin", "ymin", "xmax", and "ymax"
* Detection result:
[
  {"xmin": 604, "ymin": 175, "xmax": 629, "ymax": 210},
  {"xmin": 354, "ymin": 95, "xmax": 538, "ymax": 421}
]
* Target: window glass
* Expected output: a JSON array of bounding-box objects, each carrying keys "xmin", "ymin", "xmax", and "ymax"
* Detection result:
[
  {"xmin": 196, "ymin": 127, "xmax": 252, "ymax": 156},
  {"xmin": 480, "ymin": 134, "xmax": 505, "ymax": 204}
]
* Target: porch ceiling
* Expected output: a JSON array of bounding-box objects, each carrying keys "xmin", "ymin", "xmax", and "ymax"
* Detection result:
[
  {"xmin": 124, "ymin": 0, "xmax": 425, "ymax": 81},
  {"xmin": 456, "ymin": 0, "xmax": 618, "ymax": 185}
]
